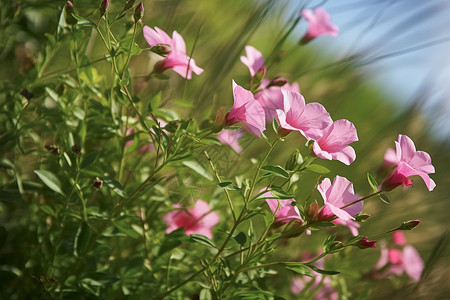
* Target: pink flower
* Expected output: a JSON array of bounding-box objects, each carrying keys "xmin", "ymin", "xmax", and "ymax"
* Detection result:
[
  {"xmin": 312, "ymin": 119, "xmax": 358, "ymax": 165},
  {"xmin": 217, "ymin": 129, "xmax": 243, "ymax": 153},
  {"xmin": 163, "ymin": 199, "xmax": 219, "ymax": 239},
  {"xmin": 300, "ymin": 7, "xmax": 339, "ymax": 43},
  {"xmin": 317, "ymin": 176, "xmax": 362, "ymax": 221},
  {"xmin": 143, "ymin": 26, "xmax": 203, "ymax": 79},
  {"xmin": 332, "ymin": 218, "xmax": 360, "ymax": 236},
  {"xmin": 375, "ymin": 241, "xmax": 424, "ymax": 281},
  {"xmin": 381, "ymin": 134, "xmax": 436, "ymax": 191},
  {"xmin": 240, "ymin": 45, "xmax": 265, "ymax": 77},
  {"xmin": 392, "ymin": 231, "xmax": 406, "ymax": 246},
  {"xmin": 225, "ymin": 80, "xmax": 266, "ymax": 136},
  {"xmin": 255, "ymin": 79, "xmax": 300, "ymax": 121},
  {"xmin": 276, "ymin": 89, "xmax": 332, "ymax": 140},
  {"xmin": 263, "ymin": 189, "xmax": 304, "ymax": 225}
]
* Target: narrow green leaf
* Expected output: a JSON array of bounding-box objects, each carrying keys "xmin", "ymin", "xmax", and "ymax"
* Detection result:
[
  {"xmin": 218, "ymin": 181, "xmax": 240, "ymax": 191},
  {"xmin": 233, "ymin": 232, "xmax": 247, "ymax": 246},
  {"xmin": 307, "ymin": 265, "xmax": 340, "ymax": 275},
  {"xmin": 260, "ymin": 165, "xmax": 289, "ymax": 178},
  {"xmin": 182, "ymin": 160, "xmax": 213, "ymax": 181},
  {"xmin": 34, "ymin": 170, "xmax": 65, "ymax": 196},
  {"xmin": 283, "ymin": 263, "xmax": 313, "ymax": 277},
  {"xmin": 268, "ymin": 187, "xmax": 294, "ymax": 199},
  {"xmin": 74, "ymin": 222, "xmax": 92, "ymax": 257},
  {"xmin": 367, "ymin": 172, "xmax": 379, "ymax": 193},
  {"xmin": 190, "ymin": 234, "xmax": 217, "ymax": 248},
  {"xmin": 306, "ymin": 164, "xmax": 330, "ymax": 174},
  {"xmin": 103, "ymin": 177, "xmax": 127, "ymax": 198},
  {"xmin": 379, "ymin": 194, "xmax": 391, "ymax": 204},
  {"xmin": 112, "ymin": 219, "xmax": 141, "ymax": 239},
  {"xmin": 81, "ymin": 151, "xmax": 99, "ymax": 169},
  {"xmin": 158, "ymin": 228, "xmax": 186, "ymax": 256},
  {"xmin": 40, "ymin": 204, "xmax": 56, "ymax": 217}
]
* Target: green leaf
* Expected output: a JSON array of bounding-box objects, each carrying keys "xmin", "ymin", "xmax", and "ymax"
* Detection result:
[
  {"xmin": 40, "ymin": 205, "xmax": 56, "ymax": 217},
  {"xmin": 268, "ymin": 187, "xmax": 294, "ymax": 199},
  {"xmin": 158, "ymin": 228, "xmax": 186, "ymax": 256},
  {"xmin": 367, "ymin": 172, "xmax": 379, "ymax": 193},
  {"xmin": 218, "ymin": 181, "xmax": 240, "ymax": 191},
  {"xmin": 233, "ymin": 232, "xmax": 247, "ymax": 246},
  {"xmin": 112, "ymin": 219, "xmax": 141, "ymax": 239},
  {"xmin": 182, "ymin": 160, "xmax": 213, "ymax": 181},
  {"xmin": 34, "ymin": 170, "xmax": 65, "ymax": 196},
  {"xmin": 379, "ymin": 193, "xmax": 391, "ymax": 204},
  {"xmin": 190, "ymin": 234, "xmax": 217, "ymax": 248},
  {"xmin": 323, "ymin": 234, "xmax": 336, "ymax": 252},
  {"xmin": 71, "ymin": 14, "xmax": 96, "ymax": 27},
  {"xmin": 103, "ymin": 177, "xmax": 127, "ymax": 198},
  {"xmin": 306, "ymin": 164, "xmax": 330, "ymax": 174},
  {"xmin": 283, "ymin": 263, "xmax": 313, "ymax": 277},
  {"xmin": 74, "ymin": 222, "xmax": 92, "ymax": 257},
  {"xmin": 260, "ymin": 165, "xmax": 289, "ymax": 178},
  {"xmin": 307, "ymin": 265, "xmax": 340, "ymax": 275},
  {"xmin": 81, "ymin": 151, "xmax": 100, "ymax": 169}
]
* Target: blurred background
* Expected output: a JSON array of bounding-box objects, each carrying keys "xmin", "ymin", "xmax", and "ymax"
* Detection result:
[{"xmin": 1, "ymin": 0, "xmax": 449, "ymax": 298}]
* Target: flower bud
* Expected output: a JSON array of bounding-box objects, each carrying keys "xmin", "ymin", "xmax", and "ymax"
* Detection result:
[
  {"xmin": 65, "ymin": 1, "xmax": 77, "ymax": 25},
  {"xmin": 71, "ymin": 144, "xmax": 81, "ymax": 156},
  {"xmin": 213, "ymin": 107, "xmax": 226, "ymax": 132},
  {"xmin": 20, "ymin": 88, "xmax": 34, "ymax": 101},
  {"xmin": 354, "ymin": 213, "xmax": 370, "ymax": 222},
  {"xmin": 45, "ymin": 144, "xmax": 60, "ymax": 155},
  {"xmin": 254, "ymin": 65, "xmax": 266, "ymax": 81},
  {"xmin": 99, "ymin": 0, "xmax": 109, "ymax": 18},
  {"xmin": 123, "ymin": 0, "xmax": 136, "ymax": 11},
  {"xmin": 267, "ymin": 77, "xmax": 288, "ymax": 88},
  {"xmin": 305, "ymin": 201, "xmax": 319, "ymax": 221},
  {"xmin": 285, "ymin": 152, "xmax": 298, "ymax": 171},
  {"xmin": 93, "ymin": 177, "xmax": 103, "ymax": 189},
  {"xmin": 398, "ymin": 220, "xmax": 421, "ymax": 231},
  {"xmin": 277, "ymin": 126, "xmax": 291, "ymax": 138},
  {"xmin": 355, "ymin": 236, "xmax": 377, "ymax": 249},
  {"xmin": 134, "ymin": 2, "xmax": 144, "ymax": 23},
  {"xmin": 327, "ymin": 241, "xmax": 345, "ymax": 253}
]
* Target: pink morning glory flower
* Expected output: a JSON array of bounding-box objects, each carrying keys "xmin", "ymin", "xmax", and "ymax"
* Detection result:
[
  {"xmin": 276, "ymin": 89, "xmax": 332, "ymax": 140},
  {"xmin": 163, "ymin": 199, "xmax": 219, "ymax": 239},
  {"xmin": 375, "ymin": 237, "xmax": 424, "ymax": 281},
  {"xmin": 225, "ymin": 80, "xmax": 266, "ymax": 136},
  {"xmin": 300, "ymin": 7, "xmax": 339, "ymax": 43},
  {"xmin": 312, "ymin": 119, "xmax": 358, "ymax": 165},
  {"xmin": 217, "ymin": 129, "xmax": 243, "ymax": 153},
  {"xmin": 255, "ymin": 79, "xmax": 300, "ymax": 121},
  {"xmin": 317, "ymin": 176, "xmax": 362, "ymax": 221},
  {"xmin": 263, "ymin": 189, "xmax": 304, "ymax": 225},
  {"xmin": 381, "ymin": 134, "xmax": 436, "ymax": 191},
  {"xmin": 143, "ymin": 26, "xmax": 203, "ymax": 79},
  {"xmin": 240, "ymin": 45, "xmax": 265, "ymax": 77},
  {"xmin": 332, "ymin": 218, "xmax": 360, "ymax": 236}
]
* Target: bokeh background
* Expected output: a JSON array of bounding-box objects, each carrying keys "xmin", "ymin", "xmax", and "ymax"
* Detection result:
[{"xmin": 1, "ymin": 0, "xmax": 449, "ymax": 298}]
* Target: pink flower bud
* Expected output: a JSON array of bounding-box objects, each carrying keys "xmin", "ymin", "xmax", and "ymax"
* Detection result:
[
  {"xmin": 99, "ymin": 0, "xmax": 109, "ymax": 18},
  {"xmin": 134, "ymin": 2, "xmax": 144, "ymax": 23},
  {"xmin": 356, "ymin": 236, "xmax": 377, "ymax": 249},
  {"xmin": 65, "ymin": 1, "xmax": 77, "ymax": 25}
]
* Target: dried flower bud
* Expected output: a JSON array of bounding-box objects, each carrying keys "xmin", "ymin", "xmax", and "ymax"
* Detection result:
[
  {"xmin": 65, "ymin": 1, "xmax": 77, "ymax": 25},
  {"xmin": 213, "ymin": 106, "xmax": 226, "ymax": 132},
  {"xmin": 93, "ymin": 177, "xmax": 103, "ymax": 189},
  {"xmin": 71, "ymin": 144, "xmax": 81, "ymax": 155},
  {"xmin": 123, "ymin": 0, "xmax": 136, "ymax": 11},
  {"xmin": 355, "ymin": 236, "xmax": 377, "ymax": 249},
  {"xmin": 20, "ymin": 89, "xmax": 33, "ymax": 101},
  {"xmin": 398, "ymin": 220, "xmax": 422, "ymax": 231},
  {"xmin": 99, "ymin": 0, "xmax": 109, "ymax": 18},
  {"xmin": 45, "ymin": 144, "xmax": 60, "ymax": 155},
  {"xmin": 134, "ymin": 2, "xmax": 144, "ymax": 23}
]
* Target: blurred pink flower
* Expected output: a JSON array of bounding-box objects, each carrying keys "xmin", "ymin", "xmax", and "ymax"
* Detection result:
[
  {"xmin": 225, "ymin": 80, "xmax": 266, "ymax": 136},
  {"xmin": 300, "ymin": 7, "xmax": 339, "ymax": 43},
  {"xmin": 276, "ymin": 89, "xmax": 331, "ymax": 140},
  {"xmin": 375, "ymin": 240, "xmax": 424, "ymax": 281},
  {"xmin": 163, "ymin": 199, "xmax": 219, "ymax": 239},
  {"xmin": 392, "ymin": 231, "xmax": 406, "ymax": 246},
  {"xmin": 381, "ymin": 134, "xmax": 435, "ymax": 191},
  {"xmin": 143, "ymin": 26, "xmax": 203, "ymax": 79},
  {"xmin": 317, "ymin": 176, "xmax": 361, "ymax": 221},
  {"xmin": 332, "ymin": 218, "xmax": 360, "ymax": 236},
  {"xmin": 240, "ymin": 45, "xmax": 265, "ymax": 77},
  {"xmin": 217, "ymin": 129, "xmax": 243, "ymax": 153},
  {"xmin": 312, "ymin": 119, "xmax": 358, "ymax": 165},
  {"xmin": 255, "ymin": 79, "xmax": 300, "ymax": 121},
  {"xmin": 263, "ymin": 189, "xmax": 304, "ymax": 225}
]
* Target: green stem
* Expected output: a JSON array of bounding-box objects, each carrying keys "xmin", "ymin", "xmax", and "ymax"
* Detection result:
[{"xmin": 340, "ymin": 191, "xmax": 381, "ymax": 209}]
